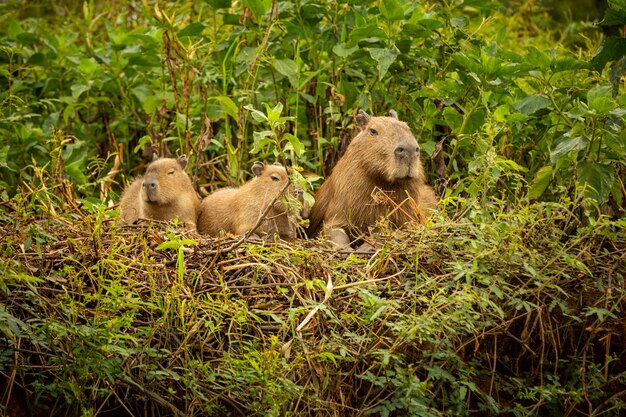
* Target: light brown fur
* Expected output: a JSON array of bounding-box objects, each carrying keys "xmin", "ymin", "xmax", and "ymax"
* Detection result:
[
  {"xmin": 119, "ymin": 155, "xmax": 201, "ymax": 228},
  {"xmin": 197, "ymin": 162, "xmax": 302, "ymax": 239},
  {"xmin": 307, "ymin": 110, "xmax": 438, "ymax": 246}
]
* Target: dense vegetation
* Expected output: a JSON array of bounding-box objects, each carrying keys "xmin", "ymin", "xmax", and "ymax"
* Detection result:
[{"xmin": 1, "ymin": 0, "xmax": 625, "ymax": 416}]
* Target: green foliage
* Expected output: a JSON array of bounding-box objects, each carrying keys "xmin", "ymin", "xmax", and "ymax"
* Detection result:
[
  {"xmin": 0, "ymin": 0, "xmax": 623, "ymax": 212},
  {"xmin": 2, "ymin": 199, "xmax": 625, "ymax": 416},
  {"xmin": 1, "ymin": 0, "xmax": 625, "ymax": 416}
]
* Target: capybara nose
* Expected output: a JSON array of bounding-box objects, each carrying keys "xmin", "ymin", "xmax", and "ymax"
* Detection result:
[
  {"xmin": 395, "ymin": 145, "xmax": 419, "ymax": 157},
  {"xmin": 395, "ymin": 146, "xmax": 407, "ymax": 156},
  {"xmin": 143, "ymin": 181, "xmax": 157, "ymax": 190}
]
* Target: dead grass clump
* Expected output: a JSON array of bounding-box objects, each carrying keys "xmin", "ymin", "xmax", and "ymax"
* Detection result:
[{"xmin": 1, "ymin": 200, "xmax": 625, "ymax": 417}]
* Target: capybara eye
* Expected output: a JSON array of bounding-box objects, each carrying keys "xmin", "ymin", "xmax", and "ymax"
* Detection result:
[
  {"xmin": 369, "ymin": 128, "xmax": 378, "ymax": 136},
  {"xmin": 167, "ymin": 170, "xmax": 175, "ymax": 175},
  {"xmin": 271, "ymin": 175, "xmax": 280, "ymax": 182}
]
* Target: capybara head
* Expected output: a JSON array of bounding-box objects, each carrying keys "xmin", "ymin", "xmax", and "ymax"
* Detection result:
[
  {"xmin": 249, "ymin": 161, "xmax": 292, "ymax": 207},
  {"xmin": 352, "ymin": 109, "xmax": 423, "ymax": 184},
  {"xmin": 141, "ymin": 155, "xmax": 192, "ymax": 205}
]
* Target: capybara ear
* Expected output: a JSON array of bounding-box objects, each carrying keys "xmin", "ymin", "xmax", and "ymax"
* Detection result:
[
  {"xmin": 152, "ymin": 153, "xmax": 159, "ymax": 161},
  {"xmin": 356, "ymin": 110, "xmax": 371, "ymax": 129},
  {"xmin": 251, "ymin": 161, "xmax": 265, "ymax": 177},
  {"xmin": 177, "ymin": 155, "xmax": 188, "ymax": 170},
  {"xmin": 389, "ymin": 110, "xmax": 398, "ymax": 119}
]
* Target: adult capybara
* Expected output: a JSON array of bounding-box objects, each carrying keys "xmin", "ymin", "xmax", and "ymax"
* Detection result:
[
  {"xmin": 197, "ymin": 162, "xmax": 303, "ymax": 239},
  {"xmin": 307, "ymin": 110, "xmax": 438, "ymax": 247},
  {"xmin": 119, "ymin": 155, "xmax": 201, "ymax": 228}
]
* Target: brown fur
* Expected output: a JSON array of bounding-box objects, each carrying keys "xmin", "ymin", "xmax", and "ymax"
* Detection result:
[
  {"xmin": 119, "ymin": 155, "xmax": 201, "ymax": 228},
  {"xmin": 197, "ymin": 162, "xmax": 302, "ymax": 239},
  {"xmin": 307, "ymin": 110, "xmax": 438, "ymax": 246}
]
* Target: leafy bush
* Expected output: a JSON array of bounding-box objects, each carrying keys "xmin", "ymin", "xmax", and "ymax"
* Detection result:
[
  {"xmin": 1, "ymin": 0, "xmax": 626, "ymax": 416},
  {"xmin": 0, "ymin": 0, "xmax": 623, "ymax": 212}
]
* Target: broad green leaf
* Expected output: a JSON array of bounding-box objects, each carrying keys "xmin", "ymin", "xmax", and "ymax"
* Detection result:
[
  {"xmin": 213, "ymin": 96, "xmax": 239, "ymax": 119},
  {"xmin": 178, "ymin": 22, "xmax": 205, "ymax": 37},
  {"xmin": 524, "ymin": 47, "xmax": 551, "ymax": 70},
  {"xmin": 273, "ymin": 58, "xmax": 298, "ymax": 87},
  {"xmin": 493, "ymin": 104, "xmax": 510, "ymax": 122},
  {"xmin": 418, "ymin": 18, "xmax": 443, "ymax": 29},
  {"xmin": 333, "ymin": 43, "xmax": 359, "ymax": 58},
  {"xmin": 577, "ymin": 161, "xmax": 615, "ymax": 203},
  {"xmin": 380, "ymin": 0, "xmax": 404, "ymax": 21},
  {"xmin": 79, "ymin": 57, "xmax": 101, "ymax": 78},
  {"xmin": 528, "ymin": 165, "xmax": 553, "ymax": 200},
  {"xmin": 283, "ymin": 133, "xmax": 304, "ymax": 157},
  {"xmin": 349, "ymin": 24, "xmax": 386, "ymax": 43},
  {"xmin": 443, "ymin": 107, "xmax": 463, "ymax": 134},
  {"xmin": 71, "ymin": 84, "xmax": 90, "ymax": 99},
  {"xmin": 512, "ymin": 94, "xmax": 552, "ymax": 115},
  {"xmin": 243, "ymin": 0, "xmax": 270, "ymax": 19},
  {"xmin": 450, "ymin": 16, "xmax": 468, "ymax": 28},
  {"xmin": 7, "ymin": 18, "xmax": 21, "ymax": 39},
  {"xmin": 251, "ymin": 130, "xmax": 273, "ymax": 153},
  {"xmin": 600, "ymin": 0, "xmax": 626, "ymax": 25},
  {"xmin": 369, "ymin": 48, "xmax": 398, "ymax": 80},
  {"xmin": 590, "ymin": 37, "xmax": 626, "ymax": 71},
  {"xmin": 131, "ymin": 84, "xmax": 151, "ymax": 103},
  {"xmin": 550, "ymin": 136, "xmax": 588, "ymax": 162},
  {"xmin": 266, "ymin": 102, "xmax": 284, "ymax": 124},
  {"xmin": 589, "ymin": 97, "xmax": 616, "ymax": 114},
  {"xmin": 587, "ymin": 85, "xmax": 612, "ymax": 101}
]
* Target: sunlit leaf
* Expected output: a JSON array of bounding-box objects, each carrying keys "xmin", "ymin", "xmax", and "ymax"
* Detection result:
[
  {"xmin": 528, "ymin": 165, "xmax": 553, "ymax": 200},
  {"xmin": 512, "ymin": 94, "xmax": 552, "ymax": 115},
  {"xmin": 369, "ymin": 48, "xmax": 398, "ymax": 80},
  {"xmin": 550, "ymin": 136, "xmax": 588, "ymax": 162}
]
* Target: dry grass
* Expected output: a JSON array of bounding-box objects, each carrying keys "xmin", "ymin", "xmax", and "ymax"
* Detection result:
[{"xmin": 1, "ymin": 198, "xmax": 625, "ymax": 416}]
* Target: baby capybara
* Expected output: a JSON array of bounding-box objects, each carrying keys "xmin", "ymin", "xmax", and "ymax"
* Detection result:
[
  {"xmin": 307, "ymin": 110, "xmax": 437, "ymax": 247},
  {"xmin": 119, "ymin": 155, "xmax": 201, "ymax": 228},
  {"xmin": 197, "ymin": 162, "xmax": 302, "ymax": 239}
]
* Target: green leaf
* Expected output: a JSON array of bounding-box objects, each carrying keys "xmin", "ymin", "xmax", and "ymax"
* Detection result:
[
  {"xmin": 178, "ymin": 22, "xmax": 205, "ymax": 37},
  {"xmin": 379, "ymin": 0, "xmax": 404, "ymax": 20},
  {"xmin": 587, "ymin": 85, "xmax": 612, "ymax": 101},
  {"xmin": 273, "ymin": 58, "xmax": 298, "ymax": 87},
  {"xmin": 550, "ymin": 136, "xmax": 588, "ymax": 162},
  {"xmin": 369, "ymin": 48, "xmax": 398, "ymax": 80},
  {"xmin": 213, "ymin": 96, "xmax": 239, "ymax": 119},
  {"xmin": 600, "ymin": 0, "xmax": 626, "ymax": 25},
  {"xmin": 512, "ymin": 94, "xmax": 552, "ymax": 115},
  {"xmin": 79, "ymin": 57, "xmax": 101, "ymax": 78},
  {"xmin": 251, "ymin": 130, "xmax": 273, "ymax": 153},
  {"xmin": 333, "ymin": 43, "xmax": 359, "ymax": 58},
  {"xmin": 528, "ymin": 165, "xmax": 553, "ymax": 200},
  {"xmin": 589, "ymin": 97, "xmax": 616, "ymax": 114},
  {"xmin": 577, "ymin": 161, "xmax": 615, "ymax": 203},
  {"xmin": 243, "ymin": 0, "xmax": 270, "ymax": 19},
  {"xmin": 71, "ymin": 84, "xmax": 90, "ymax": 99},
  {"xmin": 208, "ymin": 0, "xmax": 231, "ymax": 8},
  {"xmin": 450, "ymin": 16, "xmax": 467, "ymax": 28},
  {"xmin": 590, "ymin": 37, "xmax": 626, "ymax": 71},
  {"xmin": 283, "ymin": 133, "xmax": 304, "ymax": 157},
  {"xmin": 7, "ymin": 18, "xmax": 21, "ymax": 39},
  {"xmin": 131, "ymin": 84, "xmax": 151, "ymax": 103},
  {"xmin": 443, "ymin": 107, "xmax": 463, "ymax": 134},
  {"xmin": 266, "ymin": 102, "xmax": 284, "ymax": 124}
]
